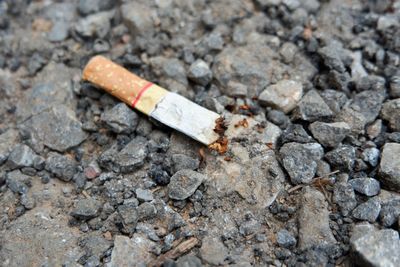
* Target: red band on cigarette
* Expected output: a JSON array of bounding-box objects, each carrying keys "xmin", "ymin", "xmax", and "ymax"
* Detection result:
[{"xmin": 132, "ymin": 82, "xmax": 153, "ymax": 108}]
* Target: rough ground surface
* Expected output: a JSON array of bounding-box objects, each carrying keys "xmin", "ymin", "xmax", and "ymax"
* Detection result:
[{"xmin": 0, "ymin": 0, "xmax": 400, "ymax": 266}]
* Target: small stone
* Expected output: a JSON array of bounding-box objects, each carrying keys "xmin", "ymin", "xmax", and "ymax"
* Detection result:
[
  {"xmin": 226, "ymin": 81, "xmax": 248, "ymax": 98},
  {"xmin": 333, "ymin": 182, "xmax": 357, "ymax": 216},
  {"xmin": 84, "ymin": 161, "xmax": 101, "ymax": 179},
  {"xmin": 117, "ymin": 201, "xmax": 139, "ymax": 232},
  {"xmin": 351, "ymin": 90, "xmax": 385, "ymax": 124},
  {"xmin": 171, "ymin": 154, "xmax": 200, "ymax": 173},
  {"xmin": 27, "ymin": 53, "xmax": 47, "ymax": 75},
  {"xmin": 309, "ymin": 122, "xmax": 350, "ymax": 147},
  {"xmin": 176, "ymin": 255, "xmax": 202, "ymax": 267},
  {"xmin": 379, "ymin": 199, "xmax": 400, "ymax": 227},
  {"xmin": 0, "ymin": 129, "xmax": 19, "ymax": 166},
  {"xmin": 280, "ymin": 42, "xmax": 298, "ymax": 63},
  {"xmin": 361, "ymin": 147, "xmax": 380, "ymax": 167},
  {"xmin": 389, "ymin": 76, "xmax": 400, "ymax": 98},
  {"xmin": 110, "ymin": 234, "xmax": 155, "ymax": 266},
  {"xmin": 351, "ymin": 228, "xmax": 400, "ymax": 267},
  {"xmin": 379, "ymin": 143, "xmax": 400, "ymax": 191},
  {"xmin": 293, "ymin": 90, "xmax": 334, "ymax": 122},
  {"xmin": 74, "ymin": 11, "xmax": 114, "ymax": 38},
  {"xmin": 352, "ymin": 198, "xmax": 381, "ymax": 223},
  {"xmin": 121, "ymin": 2, "xmax": 154, "ymax": 36},
  {"xmin": 116, "ymin": 137, "xmax": 148, "ymax": 173},
  {"xmin": 277, "ymin": 229, "xmax": 297, "ymax": 248},
  {"xmin": 5, "ymin": 170, "xmax": 31, "ymax": 195},
  {"xmin": 20, "ymin": 194, "xmax": 36, "ymax": 210},
  {"xmin": 325, "ymin": 145, "xmax": 355, "ymax": 171},
  {"xmin": 335, "ymin": 106, "xmax": 367, "ymax": 135},
  {"xmin": 101, "ymin": 103, "xmax": 139, "ymax": 134},
  {"xmin": 239, "ymin": 218, "xmax": 261, "ymax": 236},
  {"xmin": 267, "ymin": 110, "xmax": 291, "ymax": 129},
  {"xmin": 168, "ymin": 170, "xmax": 206, "ymax": 200},
  {"xmin": 280, "ymin": 142, "xmax": 324, "ymax": 184},
  {"xmin": 45, "ymin": 152, "xmax": 78, "ymax": 182},
  {"xmin": 381, "ymin": 99, "xmax": 400, "ymax": 132},
  {"xmin": 71, "ymin": 198, "xmax": 102, "ymax": 220},
  {"xmin": 298, "ymin": 187, "xmax": 336, "ymax": 250},
  {"xmin": 137, "ymin": 202, "xmax": 157, "ymax": 221},
  {"xmin": 135, "ymin": 188, "xmax": 154, "ymax": 202},
  {"xmin": 366, "ymin": 119, "xmax": 382, "ymax": 139},
  {"xmin": 47, "ymin": 20, "xmax": 69, "ymax": 42},
  {"xmin": 20, "ymin": 105, "xmax": 88, "ymax": 153},
  {"xmin": 7, "ymin": 144, "xmax": 37, "ymax": 169},
  {"xmin": 349, "ymin": 178, "xmax": 380, "ymax": 196},
  {"xmin": 200, "ymin": 235, "xmax": 228, "ymax": 266},
  {"xmin": 281, "ymin": 124, "xmax": 314, "ymax": 144},
  {"xmin": 320, "ymin": 89, "xmax": 348, "ymax": 114},
  {"xmin": 318, "ymin": 45, "xmax": 346, "ymax": 73},
  {"xmin": 78, "ymin": 0, "xmax": 114, "ymax": 15},
  {"xmin": 258, "ymin": 80, "xmax": 303, "ymax": 114},
  {"xmin": 187, "ymin": 59, "xmax": 212, "ymax": 86}
]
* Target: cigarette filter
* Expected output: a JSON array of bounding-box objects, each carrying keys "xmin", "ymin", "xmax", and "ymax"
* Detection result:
[{"xmin": 82, "ymin": 56, "xmax": 221, "ymax": 145}]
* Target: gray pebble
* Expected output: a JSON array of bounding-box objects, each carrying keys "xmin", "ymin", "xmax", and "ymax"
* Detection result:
[
  {"xmin": 293, "ymin": 90, "xmax": 334, "ymax": 122},
  {"xmin": 168, "ymin": 170, "xmax": 206, "ymax": 200},
  {"xmin": 7, "ymin": 144, "xmax": 37, "ymax": 169},
  {"xmin": 349, "ymin": 178, "xmax": 380, "ymax": 196},
  {"xmin": 379, "ymin": 143, "xmax": 400, "ymax": 191},
  {"xmin": 309, "ymin": 121, "xmax": 350, "ymax": 147},
  {"xmin": 45, "ymin": 152, "xmax": 78, "ymax": 182},
  {"xmin": 135, "ymin": 188, "xmax": 154, "ymax": 202},
  {"xmin": 187, "ymin": 59, "xmax": 212, "ymax": 86},
  {"xmin": 277, "ymin": 229, "xmax": 296, "ymax": 248},
  {"xmin": 352, "ymin": 198, "xmax": 381, "ymax": 223},
  {"xmin": 325, "ymin": 145, "xmax": 355, "ymax": 171},
  {"xmin": 101, "ymin": 103, "xmax": 138, "ymax": 134},
  {"xmin": 71, "ymin": 198, "xmax": 102, "ymax": 220}
]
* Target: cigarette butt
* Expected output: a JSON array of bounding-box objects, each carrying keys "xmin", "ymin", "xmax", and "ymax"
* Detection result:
[{"xmin": 82, "ymin": 56, "xmax": 221, "ymax": 145}]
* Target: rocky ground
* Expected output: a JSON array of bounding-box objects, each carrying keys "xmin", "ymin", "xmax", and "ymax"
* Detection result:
[{"xmin": 0, "ymin": 0, "xmax": 400, "ymax": 266}]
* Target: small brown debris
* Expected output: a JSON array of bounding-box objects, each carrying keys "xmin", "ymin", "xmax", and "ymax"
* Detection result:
[
  {"xmin": 199, "ymin": 147, "xmax": 206, "ymax": 164},
  {"xmin": 224, "ymin": 156, "xmax": 232, "ymax": 161},
  {"xmin": 103, "ymin": 231, "xmax": 112, "ymax": 241},
  {"xmin": 32, "ymin": 18, "xmax": 53, "ymax": 32},
  {"xmin": 239, "ymin": 104, "xmax": 250, "ymax": 110},
  {"xmin": 234, "ymin": 118, "xmax": 249, "ymax": 128},
  {"xmin": 149, "ymin": 237, "xmax": 199, "ymax": 267},
  {"xmin": 213, "ymin": 117, "xmax": 227, "ymax": 136},
  {"xmin": 303, "ymin": 26, "xmax": 313, "ymax": 40},
  {"xmin": 208, "ymin": 136, "xmax": 229, "ymax": 155},
  {"xmin": 266, "ymin": 142, "xmax": 274, "ymax": 149}
]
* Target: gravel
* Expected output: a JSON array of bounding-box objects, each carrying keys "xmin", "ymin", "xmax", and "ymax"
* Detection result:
[
  {"xmin": 379, "ymin": 143, "xmax": 400, "ymax": 191},
  {"xmin": 1, "ymin": 1, "xmax": 399, "ymax": 266},
  {"xmin": 280, "ymin": 142, "xmax": 324, "ymax": 184},
  {"xmin": 258, "ymin": 80, "xmax": 303, "ymax": 114},
  {"xmin": 101, "ymin": 103, "xmax": 139, "ymax": 134},
  {"xmin": 349, "ymin": 178, "xmax": 380, "ymax": 196},
  {"xmin": 71, "ymin": 198, "xmax": 102, "ymax": 220},
  {"xmin": 351, "ymin": 228, "xmax": 400, "ymax": 267},
  {"xmin": 187, "ymin": 59, "xmax": 212, "ymax": 86},
  {"xmin": 309, "ymin": 121, "xmax": 351, "ymax": 147},
  {"xmin": 352, "ymin": 198, "xmax": 381, "ymax": 222},
  {"xmin": 20, "ymin": 105, "xmax": 88, "ymax": 153},
  {"xmin": 293, "ymin": 90, "xmax": 334, "ymax": 122},
  {"xmin": 45, "ymin": 152, "xmax": 78, "ymax": 182},
  {"xmin": 168, "ymin": 169, "xmax": 206, "ymax": 200}
]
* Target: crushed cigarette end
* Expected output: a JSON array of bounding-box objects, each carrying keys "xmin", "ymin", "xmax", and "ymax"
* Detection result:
[
  {"xmin": 208, "ymin": 136, "xmax": 229, "ymax": 155},
  {"xmin": 208, "ymin": 117, "xmax": 229, "ymax": 154},
  {"xmin": 234, "ymin": 118, "xmax": 249, "ymax": 128}
]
